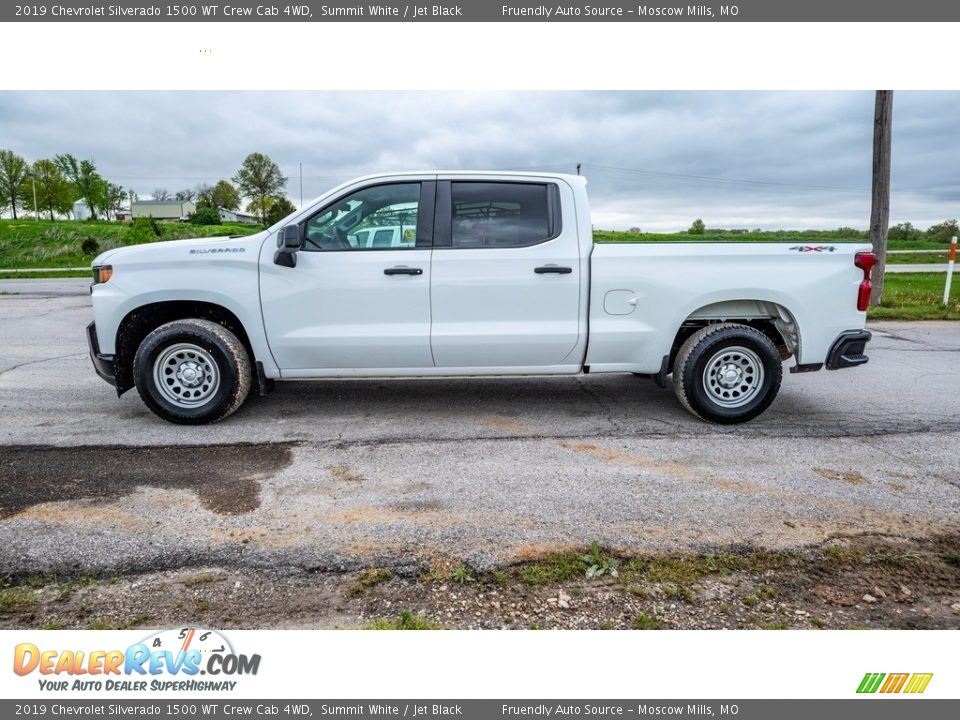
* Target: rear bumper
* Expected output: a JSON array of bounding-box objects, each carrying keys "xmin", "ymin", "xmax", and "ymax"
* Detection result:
[
  {"xmin": 86, "ymin": 322, "xmax": 117, "ymax": 386},
  {"xmin": 826, "ymin": 329, "xmax": 871, "ymax": 370}
]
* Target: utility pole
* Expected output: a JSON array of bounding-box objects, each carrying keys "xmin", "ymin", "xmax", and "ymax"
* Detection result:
[
  {"xmin": 576, "ymin": 163, "xmax": 581, "ymax": 176},
  {"xmin": 869, "ymin": 90, "xmax": 893, "ymax": 305},
  {"xmin": 31, "ymin": 174, "xmax": 39, "ymax": 221}
]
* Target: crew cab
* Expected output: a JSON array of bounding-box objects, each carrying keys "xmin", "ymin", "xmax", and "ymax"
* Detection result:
[{"xmin": 87, "ymin": 171, "xmax": 874, "ymax": 425}]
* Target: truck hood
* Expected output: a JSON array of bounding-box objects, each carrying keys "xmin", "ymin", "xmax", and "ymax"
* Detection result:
[{"xmin": 91, "ymin": 232, "xmax": 268, "ymax": 267}]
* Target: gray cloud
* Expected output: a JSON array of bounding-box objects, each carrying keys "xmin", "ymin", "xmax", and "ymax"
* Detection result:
[{"xmin": 1, "ymin": 91, "xmax": 957, "ymax": 230}]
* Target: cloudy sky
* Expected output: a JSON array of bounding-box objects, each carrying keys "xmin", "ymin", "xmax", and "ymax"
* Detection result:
[{"xmin": 1, "ymin": 91, "xmax": 958, "ymax": 231}]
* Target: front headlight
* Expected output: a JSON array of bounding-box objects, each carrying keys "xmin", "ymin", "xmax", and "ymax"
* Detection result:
[{"xmin": 91, "ymin": 265, "xmax": 113, "ymax": 285}]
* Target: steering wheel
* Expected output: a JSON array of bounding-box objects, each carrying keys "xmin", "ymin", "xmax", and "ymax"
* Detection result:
[{"xmin": 332, "ymin": 226, "xmax": 351, "ymax": 249}]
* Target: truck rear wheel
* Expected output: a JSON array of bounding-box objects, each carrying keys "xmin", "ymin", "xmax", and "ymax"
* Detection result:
[
  {"xmin": 133, "ymin": 319, "xmax": 252, "ymax": 424},
  {"xmin": 672, "ymin": 323, "xmax": 782, "ymax": 424}
]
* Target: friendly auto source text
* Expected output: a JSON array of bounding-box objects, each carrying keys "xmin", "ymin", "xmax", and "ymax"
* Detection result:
[{"xmin": 503, "ymin": 5, "xmax": 738, "ymax": 18}]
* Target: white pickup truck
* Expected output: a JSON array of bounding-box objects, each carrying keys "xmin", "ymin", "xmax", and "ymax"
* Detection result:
[{"xmin": 87, "ymin": 171, "xmax": 874, "ymax": 425}]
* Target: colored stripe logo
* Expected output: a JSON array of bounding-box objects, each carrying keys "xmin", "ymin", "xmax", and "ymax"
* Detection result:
[{"xmin": 857, "ymin": 672, "xmax": 933, "ymax": 694}]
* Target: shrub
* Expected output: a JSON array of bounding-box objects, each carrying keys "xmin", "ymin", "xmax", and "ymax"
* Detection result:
[
  {"xmin": 80, "ymin": 237, "xmax": 100, "ymax": 255},
  {"xmin": 124, "ymin": 217, "xmax": 162, "ymax": 245},
  {"xmin": 189, "ymin": 207, "xmax": 222, "ymax": 226}
]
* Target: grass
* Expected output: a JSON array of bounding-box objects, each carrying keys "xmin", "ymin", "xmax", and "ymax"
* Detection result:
[
  {"xmin": 0, "ymin": 587, "xmax": 39, "ymax": 613},
  {"xmin": 593, "ymin": 230, "xmax": 871, "ymax": 244},
  {"xmin": 2, "ymin": 218, "xmax": 954, "ymax": 320},
  {"xmin": 364, "ymin": 610, "xmax": 442, "ymax": 630},
  {"xmin": 869, "ymin": 273, "xmax": 959, "ymax": 320},
  {"xmin": 348, "ymin": 568, "xmax": 394, "ymax": 596},
  {"xmin": 123, "ymin": 613, "xmax": 154, "ymax": 628},
  {"xmin": 633, "ymin": 611, "xmax": 661, "ymax": 630},
  {"xmin": 593, "ymin": 230, "xmax": 949, "ymax": 251},
  {"xmin": 0, "ymin": 271, "xmax": 91, "ymax": 279},
  {"xmin": 580, "ymin": 541, "xmax": 619, "ymax": 578},
  {"xmin": 886, "ymin": 251, "xmax": 950, "ymax": 264},
  {"xmin": 87, "ymin": 618, "xmax": 118, "ymax": 630},
  {"xmin": 517, "ymin": 553, "xmax": 589, "ymax": 586},
  {"xmin": 942, "ymin": 552, "xmax": 960, "ymax": 568},
  {"xmin": 0, "ymin": 218, "xmax": 262, "ymax": 270},
  {"xmin": 824, "ymin": 545, "xmax": 866, "ymax": 564},
  {"xmin": 757, "ymin": 585, "xmax": 778, "ymax": 600},
  {"xmin": 451, "ymin": 564, "xmax": 475, "ymax": 585},
  {"xmin": 183, "ymin": 573, "xmax": 219, "ymax": 588}
]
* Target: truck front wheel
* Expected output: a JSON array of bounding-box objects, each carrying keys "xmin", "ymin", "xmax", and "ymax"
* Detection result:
[
  {"xmin": 132, "ymin": 319, "xmax": 252, "ymax": 424},
  {"xmin": 672, "ymin": 323, "xmax": 782, "ymax": 424}
]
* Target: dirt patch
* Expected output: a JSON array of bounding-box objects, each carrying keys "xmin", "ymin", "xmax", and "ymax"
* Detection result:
[
  {"xmin": 325, "ymin": 463, "xmax": 366, "ymax": 483},
  {"xmin": 814, "ymin": 468, "xmax": 869, "ymax": 485},
  {"xmin": 559, "ymin": 441, "xmax": 694, "ymax": 479},
  {"xmin": 481, "ymin": 416, "xmax": 531, "ymax": 434},
  {"xmin": 0, "ymin": 443, "xmax": 294, "ymax": 517},
  {"xmin": 3, "ymin": 533, "xmax": 957, "ymax": 630}
]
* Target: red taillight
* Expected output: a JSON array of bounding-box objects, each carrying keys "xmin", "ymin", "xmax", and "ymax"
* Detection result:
[
  {"xmin": 855, "ymin": 252, "xmax": 876, "ymax": 311},
  {"xmin": 855, "ymin": 252, "xmax": 876, "ymax": 273}
]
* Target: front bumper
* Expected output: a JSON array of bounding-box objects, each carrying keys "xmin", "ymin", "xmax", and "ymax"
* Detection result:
[
  {"xmin": 86, "ymin": 322, "xmax": 117, "ymax": 386},
  {"xmin": 826, "ymin": 329, "xmax": 871, "ymax": 370}
]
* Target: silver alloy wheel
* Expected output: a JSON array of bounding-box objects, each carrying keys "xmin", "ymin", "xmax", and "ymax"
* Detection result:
[
  {"xmin": 702, "ymin": 345, "xmax": 765, "ymax": 409},
  {"xmin": 152, "ymin": 342, "xmax": 220, "ymax": 408}
]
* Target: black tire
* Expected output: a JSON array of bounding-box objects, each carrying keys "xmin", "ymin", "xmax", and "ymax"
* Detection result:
[
  {"xmin": 133, "ymin": 319, "xmax": 252, "ymax": 424},
  {"xmin": 673, "ymin": 322, "xmax": 782, "ymax": 424}
]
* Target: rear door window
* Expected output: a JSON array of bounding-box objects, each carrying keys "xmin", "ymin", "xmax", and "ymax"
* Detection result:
[{"xmin": 449, "ymin": 182, "xmax": 559, "ymax": 248}]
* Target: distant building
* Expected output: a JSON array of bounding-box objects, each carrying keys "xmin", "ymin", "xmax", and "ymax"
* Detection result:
[
  {"xmin": 132, "ymin": 199, "xmax": 196, "ymax": 220},
  {"xmin": 218, "ymin": 208, "xmax": 259, "ymax": 224},
  {"xmin": 73, "ymin": 200, "xmax": 92, "ymax": 221}
]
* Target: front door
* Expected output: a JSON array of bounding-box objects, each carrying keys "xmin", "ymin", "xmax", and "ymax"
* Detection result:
[{"xmin": 260, "ymin": 181, "xmax": 436, "ymax": 372}]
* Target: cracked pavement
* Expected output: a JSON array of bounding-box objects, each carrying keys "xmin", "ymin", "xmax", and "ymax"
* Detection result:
[{"xmin": 0, "ymin": 279, "xmax": 958, "ymax": 576}]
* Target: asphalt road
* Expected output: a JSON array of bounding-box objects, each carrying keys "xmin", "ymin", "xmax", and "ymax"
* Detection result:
[{"xmin": 0, "ymin": 279, "xmax": 958, "ymax": 576}]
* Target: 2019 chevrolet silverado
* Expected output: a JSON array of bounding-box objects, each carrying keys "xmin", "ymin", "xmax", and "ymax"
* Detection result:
[{"xmin": 87, "ymin": 172, "xmax": 874, "ymax": 424}]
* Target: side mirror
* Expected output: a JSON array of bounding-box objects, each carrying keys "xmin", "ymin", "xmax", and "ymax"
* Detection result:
[{"xmin": 274, "ymin": 225, "xmax": 302, "ymax": 268}]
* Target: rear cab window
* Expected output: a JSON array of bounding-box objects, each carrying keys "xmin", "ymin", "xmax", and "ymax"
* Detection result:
[{"xmin": 443, "ymin": 181, "xmax": 561, "ymax": 248}]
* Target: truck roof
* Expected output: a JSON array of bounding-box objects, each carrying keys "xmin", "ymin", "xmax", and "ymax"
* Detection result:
[{"xmin": 340, "ymin": 170, "xmax": 586, "ymax": 185}]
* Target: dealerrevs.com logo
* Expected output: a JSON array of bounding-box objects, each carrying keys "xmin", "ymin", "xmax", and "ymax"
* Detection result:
[
  {"xmin": 857, "ymin": 672, "xmax": 933, "ymax": 694},
  {"xmin": 14, "ymin": 627, "xmax": 260, "ymax": 693}
]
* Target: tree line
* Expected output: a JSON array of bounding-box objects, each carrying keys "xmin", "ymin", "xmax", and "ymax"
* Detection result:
[
  {"xmin": 0, "ymin": 149, "xmax": 295, "ymax": 226},
  {"xmin": 684, "ymin": 217, "xmax": 958, "ymax": 241}
]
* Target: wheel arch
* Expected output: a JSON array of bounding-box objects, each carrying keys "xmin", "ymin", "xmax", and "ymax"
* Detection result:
[
  {"xmin": 113, "ymin": 300, "xmax": 256, "ymax": 395},
  {"xmin": 668, "ymin": 299, "xmax": 800, "ymax": 371}
]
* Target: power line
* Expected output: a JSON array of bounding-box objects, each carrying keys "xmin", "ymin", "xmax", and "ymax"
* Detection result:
[{"xmin": 580, "ymin": 163, "xmax": 958, "ymax": 198}]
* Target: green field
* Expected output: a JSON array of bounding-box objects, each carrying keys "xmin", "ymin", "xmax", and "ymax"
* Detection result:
[
  {"xmin": 0, "ymin": 219, "xmax": 263, "ymax": 270},
  {"xmin": 884, "ymin": 251, "xmax": 950, "ymax": 265},
  {"xmin": 592, "ymin": 230, "xmax": 951, "ymax": 264},
  {"xmin": 869, "ymin": 273, "xmax": 959, "ymax": 320},
  {"xmin": 1, "ymin": 221, "xmax": 950, "ymax": 270},
  {"xmin": 1, "ymin": 221, "xmax": 956, "ymax": 320}
]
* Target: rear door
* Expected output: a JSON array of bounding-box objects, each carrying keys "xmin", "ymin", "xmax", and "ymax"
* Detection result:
[{"xmin": 429, "ymin": 178, "xmax": 582, "ymax": 369}]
